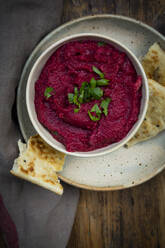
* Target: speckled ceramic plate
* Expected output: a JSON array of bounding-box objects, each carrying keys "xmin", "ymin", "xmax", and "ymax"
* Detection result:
[{"xmin": 17, "ymin": 15, "xmax": 165, "ymax": 191}]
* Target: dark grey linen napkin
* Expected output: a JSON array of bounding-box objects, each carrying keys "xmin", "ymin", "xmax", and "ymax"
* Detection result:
[{"xmin": 0, "ymin": 1, "xmax": 79, "ymax": 247}]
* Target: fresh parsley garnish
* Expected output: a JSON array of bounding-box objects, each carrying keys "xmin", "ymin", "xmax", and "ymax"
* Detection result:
[
  {"xmin": 51, "ymin": 131, "xmax": 58, "ymax": 136},
  {"xmin": 98, "ymin": 41, "xmax": 105, "ymax": 47},
  {"xmin": 80, "ymin": 82, "xmax": 88, "ymax": 92},
  {"xmin": 91, "ymin": 87, "xmax": 103, "ymax": 100},
  {"xmin": 90, "ymin": 78, "xmax": 96, "ymax": 88},
  {"xmin": 44, "ymin": 87, "xmax": 54, "ymax": 99},
  {"xmin": 78, "ymin": 89, "xmax": 84, "ymax": 103},
  {"xmin": 96, "ymin": 79, "xmax": 109, "ymax": 86},
  {"xmin": 88, "ymin": 98, "xmax": 112, "ymax": 121},
  {"xmin": 100, "ymin": 97, "xmax": 111, "ymax": 116},
  {"xmin": 74, "ymin": 87, "xmax": 78, "ymax": 95},
  {"xmin": 67, "ymin": 82, "xmax": 103, "ymax": 111},
  {"xmin": 91, "ymin": 104, "xmax": 102, "ymax": 114},
  {"xmin": 67, "ymin": 65, "xmax": 110, "ymax": 115},
  {"xmin": 73, "ymin": 87, "xmax": 80, "ymax": 106},
  {"xmin": 88, "ymin": 111, "xmax": 101, "ymax": 121},
  {"xmin": 68, "ymin": 93, "xmax": 74, "ymax": 103},
  {"xmin": 92, "ymin": 66, "xmax": 104, "ymax": 79},
  {"xmin": 74, "ymin": 106, "xmax": 80, "ymax": 113},
  {"xmin": 88, "ymin": 104, "xmax": 102, "ymax": 121}
]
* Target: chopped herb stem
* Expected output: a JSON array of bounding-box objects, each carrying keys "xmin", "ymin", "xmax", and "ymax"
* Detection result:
[
  {"xmin": 88, "ymin": 111, "xmax": 101, "ymax": 121},
  {"xmin": 74, "ymin": 87, "xmax": 78, "ymax": 95},
  {"xmin": 74, "ymin": 108, "xmax": 80, "ymax": 113},
  {"xmin": 96, "ymin": 79, "xmax": 109, "ymax": 86},
  {"xmin": 92, "ymin": 66, "xmax": 104, "ymax": 79},
  {"xmin": 78, "ymin": 90, "xmax": 84, "ymax": 103}
]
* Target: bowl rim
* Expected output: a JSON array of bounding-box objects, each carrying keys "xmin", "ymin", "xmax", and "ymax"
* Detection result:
[{"xmin": 26, "ymin": 33, "xmax": 149, "ymax": 157}]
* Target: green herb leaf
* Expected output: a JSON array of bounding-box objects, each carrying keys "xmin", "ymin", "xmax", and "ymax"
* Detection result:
[
  {"xmin": 73, "ymin": 87, "xmax": 80, "ymax": 106},
  {"xmin": 90, "ymin": 78, "xmax": 96, "ymax": 88},
  {"xmin": 83, "ymin": 90, "xmax": 90, "ymax": 102},
  {"xmin": 98, "ymin": 41, "xmax": 105, "ymax": 47},
  {"xmin": 73, "ymin": 94, "xmax": 77, "ymax": 105},
  {"xmin": 80, "ymin": 82, "xmax": 88, "ymax": 93},
  {"xmin": 88, "ymin": 110, "xmax": 101, "ymax": 121},
  {"xmin": 78, "ymin": 90, "xmax": 84, "ymax": 103},
  {"xmin": 68, "ymin": 93, "xmax": 74, "ymax": 103},
  {"xmin": 68, "ymin": 87, "xmax": 82, "ymax": 112},
  {"xmin": 51, "ymin": 131, "xmax": 58, "ymax": 136},
  {"xmin": 44, "ymin": 87, "xmax": 54, "ymax": 99},
  {"xmin": 74, "ymin": 108, "xmax": 80, "ymax": 113},
  {"xmin": 91, "ymin": 104, "xmax": 102, "ymax": 114},
  {"xmin": 96, "ymin": 79, "xmax": 109, "ymax": 86},
  {"xmin": 81, "ymin": 83, "xmax": 91, "ymax": 102},
  {"xmin": 79, "ymin": 82, "xmax": 88, "ymax": 103},
  {"xmin": 74, "ymin": 87, "xmax": 78, "ymax": 96},
  {"xmin": 92, "ymin": 66, "xmax": 104, "ymax": 79},
  {"xmin": 91, "ymin": 87, "xmax": 103, "ymax": 100},
  {"xmin": 74, "ymin": 103, "xmax": 81, "ymax": 113},
  {"xmin": 88, "ymin": 104, "xmax": 102, "ymax": 122},
  {"xmin": 100, "ymin": 97, "xmax": 111, "ymax": 116}
]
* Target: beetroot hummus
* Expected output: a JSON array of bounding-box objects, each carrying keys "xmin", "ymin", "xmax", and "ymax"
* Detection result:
[{"xmin": 34, "ymin": 40, "xmax": 142, "ymax": 152}]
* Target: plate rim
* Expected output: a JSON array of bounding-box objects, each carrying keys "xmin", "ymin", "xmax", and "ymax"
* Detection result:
[
  {"xmin": 58, "ymin": 161, "xmax": 165, "ymax": 190},
  {"xmin": 17, "ymin": 14, "xmax": 165, "ymax": 191}
]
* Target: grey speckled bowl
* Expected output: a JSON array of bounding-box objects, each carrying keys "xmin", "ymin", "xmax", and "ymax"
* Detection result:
[{"xmin": 26, "ymin": 33, "xmax": 148, "ymax": 158}]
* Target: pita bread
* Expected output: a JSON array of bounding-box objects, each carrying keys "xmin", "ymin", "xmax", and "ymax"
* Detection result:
[
  {"xmin": 126, "ymin": 79, "xmax": 165, "ymax": 147},
  {"xmin": 142, "ymin": 42, "xmax": 165, "ymax": 86},
  {"xmin": 10, "ymin": 135, "xmax": 65, "ymax": 195}
]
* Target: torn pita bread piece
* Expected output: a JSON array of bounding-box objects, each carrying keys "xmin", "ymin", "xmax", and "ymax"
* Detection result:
[
  {"xmin": 10, "ymin": 135, "xmax": 66, "ymax": 195},
  {"xmin": 142, "ymin": 42, "xmax": 165, "ymax": 86},
  {"xmin": 126, "ymin": 79, "xmax": 165, "ymax": 147}
]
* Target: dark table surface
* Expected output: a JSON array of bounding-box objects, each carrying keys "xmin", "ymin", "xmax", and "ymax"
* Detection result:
[{"xmin": 1, "ymin": 0, "xmax": 165, "ymax": 247}]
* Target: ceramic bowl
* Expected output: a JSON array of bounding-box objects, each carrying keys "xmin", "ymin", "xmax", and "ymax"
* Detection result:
[{"xmin": 26, "ymin": 33, "xmax": 149, "ymax": 157}]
